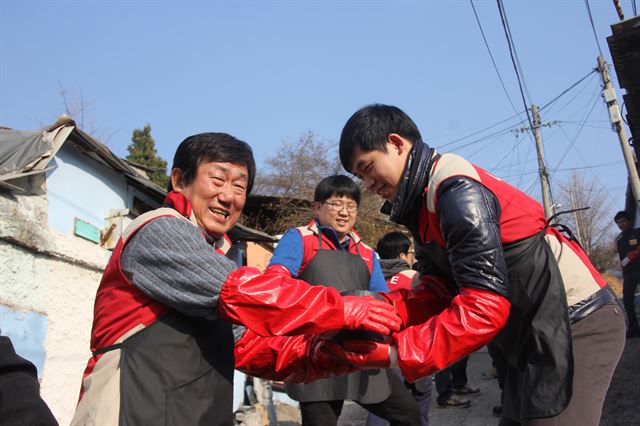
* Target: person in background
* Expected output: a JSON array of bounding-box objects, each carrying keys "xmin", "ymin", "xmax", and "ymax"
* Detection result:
[
  {"xmin": 614, "ymin": 210, "xmax": 640, "ymax": 338},
  {"xmin": 434, "ymin": 358, "xmax": 478, "ymax": 409},
  {"xmin": 366, "ymin": 231, "xmax": 432, "ymax": 426},
  {"xmin": 236, "ymin": 175, "xmax": 421, "ymax": 426},
  {"xmin": 376, "ymin": 231, "xmax": 419, "ymax": 291},
  {"xmin": 71, "ymin": 133, "xmax": 401, "ymax": 426},
  {"xmin": 329, "ymin": 104, "xmax": 625, "ymax": 426}
]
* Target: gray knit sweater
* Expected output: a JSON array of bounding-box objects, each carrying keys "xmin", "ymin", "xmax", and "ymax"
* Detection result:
[{"xmin": 121, "ymin": 216, "xmax": 245, "ymax": 340}]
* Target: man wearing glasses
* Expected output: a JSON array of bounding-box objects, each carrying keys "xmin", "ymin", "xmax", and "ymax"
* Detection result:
[{"xmin": 259, "ymin": 175, "xmax": 421, "ymax": 425}]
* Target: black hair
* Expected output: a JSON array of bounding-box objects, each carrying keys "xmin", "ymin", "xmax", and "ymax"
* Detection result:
[
  {"xmin": 615, "ymin": 210, "xmax": 633, "ymax": 222},
  {"xmin": 339, "ymin": 104, "xmax": 422, "ymax": 173},
  {"xmin": 376, "ymin": 231, "xmax": 412, "ymax": 260},
  {"xmin": 314, "ymin": 175, "xmax": 361, "ymax": 204},
  {"xmin": 168, "ymin": 132, "xmax": 256, "ymax": 194}
]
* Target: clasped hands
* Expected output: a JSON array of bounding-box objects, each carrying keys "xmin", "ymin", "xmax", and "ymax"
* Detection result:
[{"xmin": 315, "ymin": 294, "xmax": 399, "ymax": 371}]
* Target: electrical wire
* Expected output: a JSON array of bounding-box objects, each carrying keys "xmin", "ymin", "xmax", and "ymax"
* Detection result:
[
  {"xmin": 551, "ymin": 97, "xmax": 599, "ymax": 174},
  {"xmin": 469, "ymin": 0, "xmax": 520, "ymax": 115},
  {"xmin": 435, "ymin": 115, "xmax": 522, "ymax": 149},
  {"xmin": 542, "ymin": 74, "xmax": 599, "ymax": 118},
  {"xmin": 539, "ymin": 69, "xmax": 598, "ymax": 112},
  {"xmin": 499, "ymin": 161, "xmax": 623, "ymax": 179},
  {"xmin": 496, "ymin": 0, "xmax": 535, "ymax": 135},
  {"xmin": 584, "ymin": 0, "xmax": 604, "ymax": 55},
  {"xmin": 437, "ymin": 68, "xmax": 599, "ymax": 154}
]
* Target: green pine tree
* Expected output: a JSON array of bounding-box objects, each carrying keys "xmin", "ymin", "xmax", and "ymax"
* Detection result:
[{"xmin": 126, "ymin": 124, "xmax": 169, "ymax": 188}]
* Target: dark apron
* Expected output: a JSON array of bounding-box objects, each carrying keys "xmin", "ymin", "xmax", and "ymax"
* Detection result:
[
  {"xmin": 285, "ymin": 234, "xmax": 392, "ymax": 404},
  {"xmin": 102, "ymin": 311, "xmax": 235, "ymax": 426},
  {"xmin": 424, "ymin": 231, "xmax": 573, "ymax": 421},
  {"xmin": 93, "ymin": 306, "xmax": 234, "ymax": 426}
]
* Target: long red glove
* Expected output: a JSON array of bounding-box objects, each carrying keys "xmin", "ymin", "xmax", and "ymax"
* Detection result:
[
  {"xmin": 234, "ymin": 329, "xmax": 357, "ymax": 383},
  {"xmin": 320, "ymin": 340, "xmax": 395, "ymax": 370},
  {"xmin": 379, "ymin": 275, "xmax": 455, "ymax": 328},
  {"xmin": 342, "ymin": 296, "xmax": 402, "ymax": 334},
  {"xmin": 219, "ymin": 265, "xmax": 401, "ymax": 337},
  {"xmin": 393, "ymin": 287, "xmax": 510, "ymax": 382}
]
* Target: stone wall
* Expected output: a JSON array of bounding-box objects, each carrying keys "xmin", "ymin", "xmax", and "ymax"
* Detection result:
[{"xmin": 0, "ymin": 178, "xmax": 109, "ymax": 425}]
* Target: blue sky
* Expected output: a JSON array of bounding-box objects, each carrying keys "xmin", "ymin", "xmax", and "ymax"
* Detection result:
[{"xmin": 0, "ymin": 0, "xmax": 634, "ymax": 215}]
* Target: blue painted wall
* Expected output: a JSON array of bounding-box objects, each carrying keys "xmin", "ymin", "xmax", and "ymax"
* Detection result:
[
  {"xmin": 46, "ymin": 145, "xmax": 129, "ymax": 234},
  {"xmin": 0, "ymin": 305, "xmax": 48, "ymax": 379}
]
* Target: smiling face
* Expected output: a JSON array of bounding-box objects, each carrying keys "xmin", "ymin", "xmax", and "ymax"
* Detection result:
[
  {"xmin": 314, "ymin": 195, "xmax": 358, "ymax": 241},
  {"xmin": 350, "ymin": 134, "xmax": 412, "ymax": 201},
  {"xmin": 172, "ymin": 160, "xmax": 248, "ymax": 239}
]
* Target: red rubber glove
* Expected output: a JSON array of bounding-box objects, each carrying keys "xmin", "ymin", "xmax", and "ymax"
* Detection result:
[
  {"xmin": 321, "ymin": 339, "xmax": 395, "ymax": 370},
  {"xmin": 379, "ymin": 275, "xmax": 455, "ymax": 328},
  {"xmin": 234, "ymin": 330, "xmax": 356, "ymax": 383},
  {"xmin": 342, "ymin": 296, "xmax": 402, "ymax": 335},
  {"xmin": 219, "ymin": 265, "xmax": 345, "ymax": 336},
  {"xmin": 219, "ymin": 265, "xmax": 400, "ymax": 337},
  {"xmin": 393, "ymin": 287, "xmax": 510, "ymax": 383}
]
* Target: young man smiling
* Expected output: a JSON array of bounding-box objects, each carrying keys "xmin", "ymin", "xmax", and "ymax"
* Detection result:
[
  {"xmin": 71, "ymin": 134, "xmax": 401, "ymax": 426},
  {"xmin": 325, "ymin": 104, "xmax": 626, "ymax": 426}
]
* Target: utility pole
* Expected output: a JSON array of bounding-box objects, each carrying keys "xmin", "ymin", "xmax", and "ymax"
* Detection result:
[
  {"xmin": 597, "ymin": 54, "xmax": 640, "ymax": 209},
  {"xmin": 531, "ymin": 104, "xmax": 554, "ymax": 219}
]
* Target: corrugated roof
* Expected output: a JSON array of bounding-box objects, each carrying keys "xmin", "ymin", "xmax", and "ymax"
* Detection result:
[{"xmin": 608, "ymin": 15, "xmax": 640, "ymax": 146}]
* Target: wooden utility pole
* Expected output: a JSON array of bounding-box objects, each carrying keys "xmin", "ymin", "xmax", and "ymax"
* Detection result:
[
  {"xmin": 531, "ymin": 104, "xmax": 554, "ymax": 219},
  {"xmin": 597, "ymin": 54, "xmax": 640, "ymax": 209}
]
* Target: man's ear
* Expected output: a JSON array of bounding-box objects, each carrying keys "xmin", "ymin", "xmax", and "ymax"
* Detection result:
[
  {"xmin": 313, "ymin": 201, "xmax": 323, "ymax": 216},
  {"xmin": 170, "ymin": 168, "xmax": 184, "ymax": 193},
  {"xmin": 387, "ymin": 133, "xmax": 409, "ymax": 155}
]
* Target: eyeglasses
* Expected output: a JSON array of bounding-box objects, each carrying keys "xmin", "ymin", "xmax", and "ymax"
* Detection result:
[{"xmin": 323, "ymin": 201, "xmax": 358, "ymax": 213}]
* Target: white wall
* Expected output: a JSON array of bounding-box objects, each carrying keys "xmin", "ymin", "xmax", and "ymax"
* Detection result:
[{"xmin": 0, "ymin": 184, "xmax": 109, "ymax": 425}]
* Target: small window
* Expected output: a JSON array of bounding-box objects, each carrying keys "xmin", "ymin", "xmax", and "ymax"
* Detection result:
[{"xmin": 130, "ymin": 196, "xmax": 155, "ymax": 218}]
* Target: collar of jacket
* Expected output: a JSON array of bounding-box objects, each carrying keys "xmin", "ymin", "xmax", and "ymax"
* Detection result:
[
  {"xmin": 305, "ymin": 219, "xmax": 361, "ymax": 251},
  {"xmin": 163, "ymin": 190, "xmax": 229, "ymax": 250},
  {"xmin": 381, "ymin": 141, "xmax": 437, "ymax": 228},
  {"xmin": 379, "ymin": 258, "xmax": 412, "ymax": 280}
]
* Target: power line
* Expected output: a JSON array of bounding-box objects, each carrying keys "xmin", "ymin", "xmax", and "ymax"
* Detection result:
[
  {"xmin": 469, "ymin": 0, "xmax": 520, "ymax": 115},
  {"xmin": 584, "ymin": 0, "xmax": 604, "ymax": 55},
  {"xmin": 496, "ymin": 0, "xmax": 535, "ymax": 134},
  {"xmin": 539, "ymin": 69, "xmax": 598, "ymax": 112},
  {"xmin": 435, "ymin": 114, "xmax": 522, "ymax": 149},
  {"xmin": 499, "ymin": 161, "xmax": 624, "ymax": 179},
  {"xmin": 542, "ymin": 74, "xmax": 599, "ymax": 117},
  {"xmin": 551, "ymin": 94, "xmax": 600, "ymax": 175},
  {"xmin": 437, "ymin": 125, "xmax": 516, "ymax": 151},
  {"xmin": 431, "ymin": 68, "xmax": 602, "ymax": 186}
]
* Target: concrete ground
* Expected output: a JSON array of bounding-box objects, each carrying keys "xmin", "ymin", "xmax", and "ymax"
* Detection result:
[
  {"xmin": 334, "ymin": 337, "xmax": 639, "ymax": 426},
  {"xmin": 415, "ymin": 337, "xmax": 640, "ymax": 426},
  {"xmin": 426, "ymin": 346, "xmax": 500, "ymax": 426},
  {"xmin": 266, "ymin": 333, "xmax": 639, "ymax": 425}
]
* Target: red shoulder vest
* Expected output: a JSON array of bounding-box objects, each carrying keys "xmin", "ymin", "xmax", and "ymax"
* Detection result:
[
  {"xmin": 418, "ymin": 153, "xmax": 546, "ymax": 247},
  {"xmin": 418, "ymin": 153, "xmax": 605, "ymax": 292},
  {"xmin": 79, "ymin": 207, "xmax": 231, "ymax": 400},
  {"xmin": 296, "ymin": 220, "xmax": 375, "ymax": 275}
]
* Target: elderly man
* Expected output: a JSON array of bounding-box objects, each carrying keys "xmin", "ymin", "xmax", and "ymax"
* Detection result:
[{"xmin": 71, "ymin": 133, "xmax": 400, "ymax": 426}]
